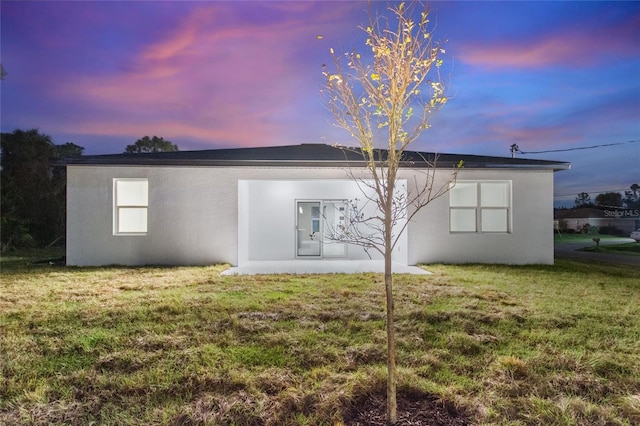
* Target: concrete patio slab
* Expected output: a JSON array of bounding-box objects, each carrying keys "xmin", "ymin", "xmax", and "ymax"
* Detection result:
[{"xmin": 221, "ymin": 260, "xmax": 431, "ymax": 275}]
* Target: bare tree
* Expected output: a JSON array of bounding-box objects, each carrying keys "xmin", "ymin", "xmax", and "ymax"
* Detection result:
[{"xmin": 322, "ymin": 2, "xmax": 458, "ymax": 423}]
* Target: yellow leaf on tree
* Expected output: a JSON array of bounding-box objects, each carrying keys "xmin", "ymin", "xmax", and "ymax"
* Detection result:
[{"xmin": 371, "ymin": 73, "xmax": 380, "ymax": 81}]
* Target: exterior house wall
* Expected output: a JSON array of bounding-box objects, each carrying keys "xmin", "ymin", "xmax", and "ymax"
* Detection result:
[
  {"xmin": 68, "ymin": 165, "xmax": 380, "ymax": 266},
  {"xmin": 67, "ymin": 165, "xmax": 239, "ymax": 266},
  {"xmin": 406, "ymin": 169, "xmax": 555, "ymax": 264},
  {"xmin": 67, "ymin": 164, "xmax": 556, "ymax": 266},
  {"xmin": 238, "ymin": 179, "xmax": 407, "ymax": 264}
]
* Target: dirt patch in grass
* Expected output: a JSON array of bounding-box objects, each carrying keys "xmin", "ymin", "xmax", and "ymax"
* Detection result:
[{"xmin": 345, "ymin": 391, "xmax": 470, "ymax": 425}]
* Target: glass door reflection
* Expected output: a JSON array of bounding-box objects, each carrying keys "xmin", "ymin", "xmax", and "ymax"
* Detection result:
[{"xmin": 297, "ymin": 201, "xmax": 321, "ymax": 256}]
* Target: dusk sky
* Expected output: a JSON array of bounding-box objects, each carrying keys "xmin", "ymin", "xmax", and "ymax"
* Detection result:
[{"xmin": 2, "ymin": 1, "xmax": 639, "ymax": 207}]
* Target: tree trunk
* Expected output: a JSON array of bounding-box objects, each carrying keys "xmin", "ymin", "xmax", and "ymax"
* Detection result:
[{"xmin": 385, "ymin": 221, "xmax": 397, "ymax": 424}]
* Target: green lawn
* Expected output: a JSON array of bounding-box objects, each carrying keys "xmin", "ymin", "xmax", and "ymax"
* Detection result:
[
  {"xmin": 581, "ymin": 243, "xmax": 640, "ymax": 256},
  {"xmin": 554, "ymin": 233, "xmax": 622, "ymax": 243},
  {"xmin": 1, "ymin": 250, "xmax": 639, "ymax": 425},
  {"xmin": 555, "ymin": 233, "xmax": 640, "ymax": 255}
]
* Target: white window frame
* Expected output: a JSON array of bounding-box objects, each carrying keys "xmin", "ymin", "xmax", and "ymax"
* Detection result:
[
  {"xmin": 450, "ymin": 181, "xmax": 511, "ymax": 234},
  {"xmin": 113, "ymin": 178, "xmax": 148, "ymax": 235}
]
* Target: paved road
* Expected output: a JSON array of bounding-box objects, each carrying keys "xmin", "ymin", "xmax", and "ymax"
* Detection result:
[{"xmin": 554, "ymin": 237, "xmax": 640, "ymax": 266}]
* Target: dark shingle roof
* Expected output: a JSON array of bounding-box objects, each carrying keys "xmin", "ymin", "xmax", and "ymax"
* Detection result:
[{"xmin": 60, "ymin": 143, "xmax": 571, "ymax": 170}]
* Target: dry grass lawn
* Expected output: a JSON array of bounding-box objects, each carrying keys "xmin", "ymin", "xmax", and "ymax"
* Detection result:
[{"xmin": 1, "ymin": 249, "xmax": 638, "ymax": 425}]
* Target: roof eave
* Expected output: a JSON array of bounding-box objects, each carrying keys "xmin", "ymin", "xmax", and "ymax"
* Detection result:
[
  {"xmin": 480, "ymin": 162, "xmax": 571, "ymax": 171},
  {"xmin": 61, "ymin": 157, "xmax": 571, "ymax": 171}
]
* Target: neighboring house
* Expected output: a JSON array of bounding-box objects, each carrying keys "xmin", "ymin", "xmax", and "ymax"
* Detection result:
[
  {"xmin": 554, "ymin": 207, "xmax": 640, "ymax": 235},
  {"xmin": 62, "ymin": 143, "xmax": 570, "ymax": 267}
]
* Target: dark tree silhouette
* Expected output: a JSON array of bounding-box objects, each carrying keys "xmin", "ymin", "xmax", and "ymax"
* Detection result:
[
  {"xmin": 1, "ymin": 129, "xmax": 83, "ymax": 249},
  {"xmin": 595, "ymin": 192, "xmax": 622, "ymax": 207},
  {"xmin": 623, "ymin": 184, "xmax": 640, "ymax": 209},
  {"xmin": 574, "ymin": 192, "xmax": 592, "ymax": 208},
  {"xmin": 125, "ymin": 136, "xmax": 179, "ymax": 153}
]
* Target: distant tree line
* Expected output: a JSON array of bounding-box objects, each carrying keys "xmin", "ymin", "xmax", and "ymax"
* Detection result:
[
  {"xmin": 574, "ymin": 184, "xmax": 640, "ymax": 209},
  {"xmin": 1, "ymin": 130, "xmax": 179, "ymax": 251}
]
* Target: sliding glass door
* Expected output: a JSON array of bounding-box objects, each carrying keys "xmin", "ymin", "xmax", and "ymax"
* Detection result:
[
  {"xmin": 297, "ymin": 201, "xmax": 321, "ymax": 256},
  {"xmin": 296, "ymin": 200, "xmax": 347, "ymax": 258},
  {"xmin": 322, "ymin": 201, "xmax": 347, "ymax": 257}
]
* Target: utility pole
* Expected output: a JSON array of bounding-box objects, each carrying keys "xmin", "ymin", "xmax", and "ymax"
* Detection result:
[{"xmin": 510, "ymin": 144, "xmax": 519, "ymax": 158}]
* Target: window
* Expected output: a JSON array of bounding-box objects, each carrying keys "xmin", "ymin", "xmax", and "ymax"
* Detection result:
[
  {"xmin": 114, "ymin": 179, "xmax": 148, "ymax": 234},
  {"xmin": 450, "ymin": 181, "xmax": 510, "ymax": 233},
  {"xmin": 450, "ymin": 182, "xmax": 477, "ymax": 232}
]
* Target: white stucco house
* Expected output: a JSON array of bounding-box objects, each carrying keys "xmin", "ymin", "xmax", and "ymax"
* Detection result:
[{"xmin": 62, "ymin": 143, "xmax": 570, "ymax": 270}]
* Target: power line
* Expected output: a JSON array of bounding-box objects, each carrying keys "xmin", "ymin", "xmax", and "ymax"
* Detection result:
[{"xmin": 510, "ymin": 139, "xmax": 640, "ymax": 156}]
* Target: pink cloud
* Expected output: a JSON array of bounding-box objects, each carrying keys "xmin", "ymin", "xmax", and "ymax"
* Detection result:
[
  {"xmin": 140, "ymin": 7, "xmax": 219, "ymax": 62},
  {"xmin": 458, "ymin": 15, "xmax": 640, "ymax": 69},
  {"xmin": 69, "ymin": 117, "xmax": 281, "ymax": 148},
  {"xmin": 60, "ymin": 2, "xmax": 357, "ymax": 147}
]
